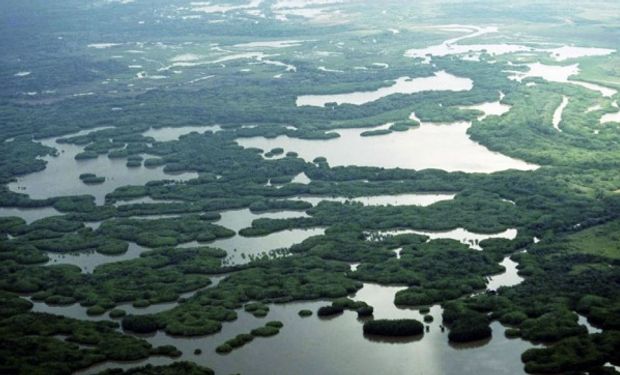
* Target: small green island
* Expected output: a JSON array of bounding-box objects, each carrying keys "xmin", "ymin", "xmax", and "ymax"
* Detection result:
[{"xmin": 78, "ymin": 173, "xmax": 105, "ymax": 184}]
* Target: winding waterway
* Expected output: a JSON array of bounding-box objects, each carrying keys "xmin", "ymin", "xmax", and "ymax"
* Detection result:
[{"xmin": 296, "ymin": 71, "xmax": 473, "ymax": 107}]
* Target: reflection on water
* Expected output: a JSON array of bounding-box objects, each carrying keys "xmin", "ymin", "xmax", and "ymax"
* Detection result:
[
  {"xmin": 77, "ymin": 283, "xmax": 534, "ymax": 375},
  {"xmin": 289, "ymin": 193, "xmax": 455, "ymax": 207},
  {"xmin": 237, "ymin": 121, "xmax": 538, "ymax": 173}
]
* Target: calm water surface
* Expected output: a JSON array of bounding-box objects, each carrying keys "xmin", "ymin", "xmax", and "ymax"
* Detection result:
[
  {"xmin": 8, "ymin": 129, "xmax": 197, "ymax": 205},
  {"xmin": 289, "ymin": 193, "xmax": 455, "ymax": 207},
  {"xmin": 296, "ymin": 71, "xmax": 473, "ymax": 107},
  {"xmin": 371, "ymin": 228, "xmax": 518, "ymax": 251},
  {"xmin": 237, "ymin": 121, "xmax": 538, "ymax": 173},
  {"xmin": 76, "ymin": 283, "xmax": 534, "ymax": 375}
]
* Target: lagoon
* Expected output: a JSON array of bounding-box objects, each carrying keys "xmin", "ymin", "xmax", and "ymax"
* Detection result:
[
  {"xmin": 237, "ymin": 121, "xmax": 538, "ymax": 173},
  {"xmin": 77, "ymin": 282, "xmax": 534, "ymax": 375},
  {"xmin": 8, "ymin": 130, "xmax": 198, "ymax": 205}
]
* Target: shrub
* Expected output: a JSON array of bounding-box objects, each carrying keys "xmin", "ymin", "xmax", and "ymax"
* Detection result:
[
  {"xmin": 448, "ymin": 313, "xmax": 491, "ymax": 342},
  {"xmin": 109, "ymin": 309, "xmax": 126, "ymax": 319},
  {"xmin": 317, "ymin": 305, "xmax": 344, "ymax": 317},
  {"xmin": 121, "ymin": 315, "xmax": 161, "ymax": 334},
  {"xmin": 357, "ymin": 306, "xmax": 374, "ymax": 317}
]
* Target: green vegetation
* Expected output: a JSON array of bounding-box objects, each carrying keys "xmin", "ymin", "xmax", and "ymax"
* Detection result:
[
  {"xmin": 98, "ymin": 216, "xmax": 235, "ymax": 248},
  {"xmin": 251, "ymin": 325, "xmax": 281, "ymax": 337},
  {"xmin": 363, "ymin": 319, "xmax": 424, "ymax": 336},
  {"xmin": 79, "ymin": 173, "xmax": 105, "ymax": 185},
  {"xmin": 265, "ymin": 148, "xmax": 285, "ymax": 158},
  {"xmin": 565, "ymin": 219, "xmax": 620, "ymax": 259},
  {"xmin": 121, "ymin": 315, "xmax": 162, "ymax": 334},
  {"xmin": 360, "ymin": 129, "xmax": 392, "ymax": 137},
  {"xmin": 444, "ymin": 309, "xmax": 492, "ymax": 343},
  {"xmin": 216, "ymin": 333, "xmax": 254, "ymax": 354},
  {"xmin": 244, "ymin": 302, "xmax": 270, "ymax": 318},
  {"xmin": 0, "ymin": 302, "xmax": 181, "ymax": 374},
  {"xmin": 390, "ymin": 119, "xmax": 418, "ymax": 131},
  {"xmin": 521, "ymin": 332, "xmax": 620, "ymax": 374},
  {"xmin": 357, "ymin": 306, "xmax": 374, "ymax": 317},
  {"xmin": 266, "ymin": 320, "xmax": 284, "ymax": 329},
  {"xmin": 109, "ymin": 309, "xmax": 126, "ymax": 319},
  {"xmin": 1, "ymin": 1, "xmax": 620, "ymax": 374},
  {"xmin": 75, "ymin": 151, "xmax": 98, "ymax": 160},
  {"xmin": 317, "ymin": 305, "xmax": 344, "ymax": 317},
  {"xmin": 99, "ymin": 362, "xmax": 214, "ymax": 375}
]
